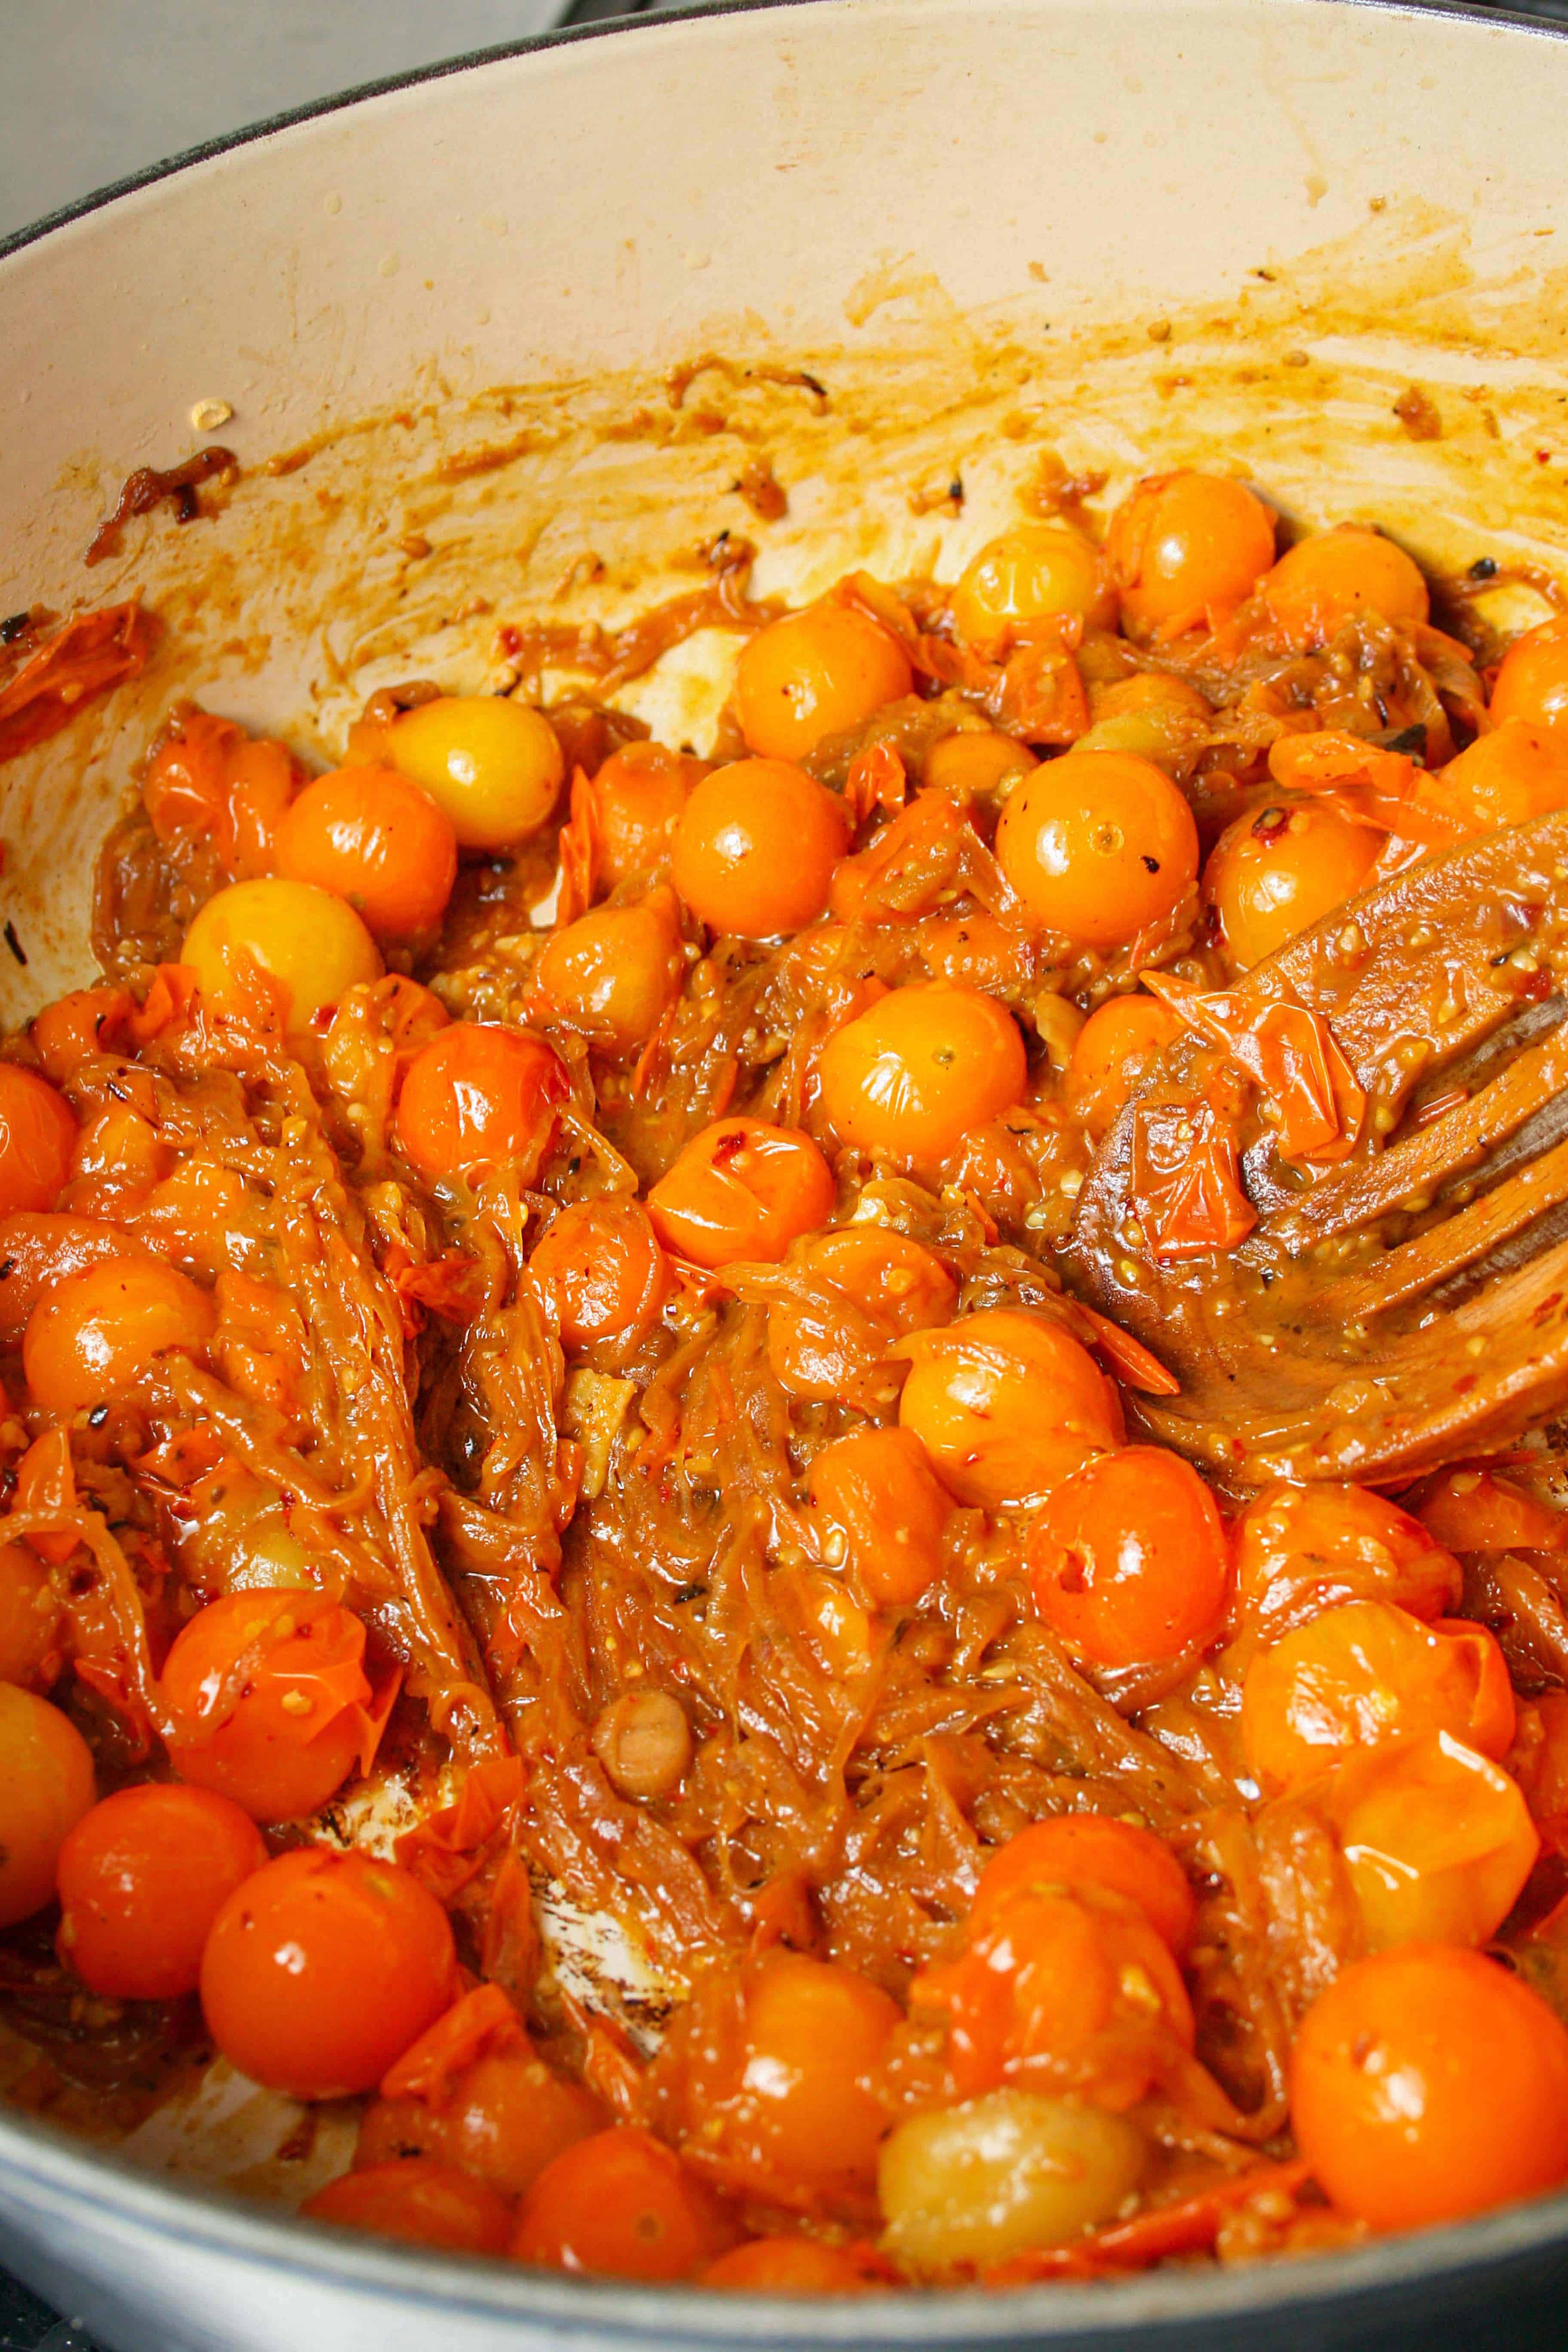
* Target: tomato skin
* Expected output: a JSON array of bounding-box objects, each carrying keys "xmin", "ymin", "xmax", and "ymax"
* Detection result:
[
  {"xmin": 0, "ymin": 1684, "xmax": 96, "ymax": 1928},
  {"xmin": 1289, "ymin": 1946, "xmax": 1568, "ymax": 2231},
  {"xmin": 896, "ymin": 1309, "xmax": 1122, "ymax": 1512},
  {"xmin": 1412, "ymin": 720, "xmax": 1568, "ymax": 833},
  {"xmin": 1327, "ymin": 1731, "xmax": 1537, "ymax": 1953},
  {"xmin": 0, "ymin": 1537, "xmax": 65, "ymax": 1689},
  {"xmin": 182, "ymin": 878, "xmax": 383, "ymax": 1035},
  {"xmin": 530, "ymin": 897, "xmax": 684, "ymax": 1057},
  {"xmin": 394, "ymin": 1023, "xmax": 564, "ymax": 1185},
  {"xmin": 646, "ymin": 1119, "xmax": 835, "ymax": 1270},
  {"xmin": 1027, "ymin": 1446, "xmax": 1231, "ymax": 1669},
  {"xmin": 1204, "ymin": 802, "xmax": 1381, "ymax": 973},
  {"xmin": 806, "ymin": 1425, "xmax": 951, "ymax": 1607},
  {"xmin": 671, "ymin": 759, "xmax": 848, "ymax": 938},
  {"xmin": 55, "ymin": 1783, "xmax": 267, "ymax": 2000},
  {"xmin": 1231, "ymin": 1482, "xmax": 1461, "ymax": 1635},
  {"xmin": 735, "ymin": 604, "xmax": 913, "ymax": 763},
  {"xmin": 1262, "ymin": 527, "xmax": 1430, "ymax": 649},
  {"xmin": 924, "ymin": 732, "xmax": 1036, "ymax": 799},
  {"xmin": 1104, "ymin": 471, "xmax": 1276, "ymax": 640},
  {"xmin": 528, "ymin": 1197, "xmax": 670, "ymax": 1357},
  {"xmin": 388, "ymin": 696, "xmax": 564, "ymax": 851},
  {"xmin": 1067, "ymin": 995, "xmax": 1181, "ymax": 1139},
  {"xmin": 304, "ymin": 2158, "xmax": 514, "ymax": 2254},
  {"xmin": 23, "ymin": 1257, "xmax": 216, "ymax": 1416},
  {"xmin": 702, "ymin": 2238, "xmax": 881, "ymax": 2292},
  {"xmin": 162, "ymin": 1591, "xmax": 374, "ymax": 1825},
  {"xmin": 511, "ymin": 2126, "xmax": 733, "ymax": 2280},
  {"xmin": 591, "ymin": 743, "xmax": 704, "ymax": 885},
  {"xmin": 275, "ymin": 766, "xmax": 458, "ymax": 939},
  {"xmin": 971, "ymin": 1816, "xmax": 1197, "ymax": 1957},
  {"xmin": 815, "ymin": 984, "xmax": 1027, "ymax": 1179},
  {"xmin": 200, "ymin": 1848, "xmax": 458, "ymax": 2098},
  {"xmin": 358, "ymin": 2056, "xmax": 606, "ymax": 2199},
  {"xmin": 950, "ymin": 524, "xmax": 1113, "ymax": 651},
  {"xmin": 0, "ymin": 1066, "xmax": 77, "ymax": 1215},
  {"xmin": 994, "ymin": 751, "xmax": 1199, "ymax": 952},
  {"xmin": 1490, "ymin": 617, "xmax": 1568, "ymax": 736}
]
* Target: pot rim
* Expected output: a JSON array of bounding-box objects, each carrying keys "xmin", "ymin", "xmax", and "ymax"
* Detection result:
[{"xmin": 5, "ymin": 0, "xmax": 1568, "ymax": 2331}]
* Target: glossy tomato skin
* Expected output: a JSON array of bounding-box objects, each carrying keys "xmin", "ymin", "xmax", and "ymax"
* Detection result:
[
  {"xmin": 388, "ymin": 696, "xmax": 564, "ymax": 850},
  {"xmin": 1104, "ymin": 472, "xmax": 1276, "ymax": 640},
  {"xmin": 23, "ymin": 1258, "xmax": 216, "ymax": 1416},
  {"xmin": 646, "ymin": 1119, "xmax": 835, "ymax": 1269},
  {"xmin": 1289, "ymin": 1946, "xmax": 1568, "ymax": 2231},
  {"xmin": 949, "ymin": 524, "xmax": 1113, "ymax": 651},
  {"xmin": 1262, "ymin": 527, "xmax": 1430, "ymax": 648},
  {"xmin": 896, "ymin": 1310, "xmax": 1122, "ymax": 1511},
  {"xmin": 200, "ymin": 1848, "xmax": 457, "ymax": 2098},
  {"xmin": 735, "ymin": 604, "xmax": 913, "ymax": 763},
  {"xmin": 275, "ymin": 766, "xmax": 458, "ymax": 939},
  {"xmin": 1066, "ymin": 995, "xmax": 1181, "ymax": 1139},
  {"xmin": 528, "ymin": 1197, "xmax": 670, "ymax": 1357},
  {"xmin": 530, "ymin": 898, "xmax": 684, "ymax": 1057},
  {"xmin": 55, "ymin": 1782, "xmax": 268, "ymax": 2000},
  {"xmin": 162, "ymin": 1591, "xmax": 374, "ymax": 1824},
  {"xmin": 1490, "ymin": 618, "xmax": 1568, "ymax": 736},
  {"xmin": 1413, "ymin": 720, "xmax": 1568, "ymax": 833},
  {"xmin": 702, "ymin": 2238, "xmax": 882, "ymax": 2292},
  {"xmin": 303, "ymin": 2159, "xmax": 514, "ymax": 2254},
  {"xmin": 394, "ymin": 1023, "xmax": 564, "ymax": 1185},
  {"xmin": 590, "ymin": 743, "xmax": 704, "ymax": 885},
  {"xmin": 181, "ymin": 878, "xmax": 382, "ymax": 1035},
  {"xmin": 971, "ymin": 1816, "xmax": 1197, "ymax": 1956},
  {"xmin": 511, "ymin": 2125, "xmax": 734, "ymax": 2280},
  {"xmin": 671, "ymin": 759, "xmax": 847, "ymax": 938},
  {"xmin": 0, "ymin": 1066, "xmax": 77, "ymax": 1215},
  {"xmin": 0, "ymin": 1684, "xmax": 96, "ymax": 1929},
  {"xmin": 1204, "ymin": 802, "xmax": 1381, "ymax": 972},
  {"xmin": 1027, "ymin": 1446, "xmax": 1231, "ymax": 1668},
  {"xmin": 994, "ymin": 751, "xmax": 1199, "ymax": 952},
  {"xmin": 1231, "ymin": 1482, "xmax": 1462, "ymax": 1634},
  {"xmin": 815, "ymin": 985, "xmax": 1027, "ymax": 1179},
  {"xmin": 806, "ymin": 1425, "xmax": 951, "ymax": 1607}
]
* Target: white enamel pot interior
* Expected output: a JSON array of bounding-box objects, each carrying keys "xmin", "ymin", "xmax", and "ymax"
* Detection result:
[{"xmin": 5, "ymin": 0, "xmax": 1568, "ymax": 2346}]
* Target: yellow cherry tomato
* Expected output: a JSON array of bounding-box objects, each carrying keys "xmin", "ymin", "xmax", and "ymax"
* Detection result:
[
  {"xmin": 389, "ymin": 695, "xmax": 565, "ymax": 850},
  {"xmin": 1204, "ymin": 802, "xmax": 1381, "ymax": 971},
  {"xmin": 1104, "ymin": 472, "xmax": 1275, "ymax": 640},
  {"xmin": 1262, "ymin": 527, "xmax": 1430, "ymax": 649},
  {"xmin": 949, "ymin": 524, "xmax": 1113, "ymax": 652},
  {"xmin": 896, "ymin": 1308, "xmax": 1122, "ymax": 1510},
  {"xmin": 183, "ymin": 879, "xmax": 382, "ymax": 1036},
  {"xmin": 995, "ymin": 750, "xmax": 1199, "ymax": 952},
  {"xmin": 0, "ymin": 1683, "xmax": 96, "ymax": 1927},
  {"xmin": 816, "ymin": 983, "xmax": 1027, "ymax": 1178},
  {"xmin": 735, "ymin": 603, "xmax": 913, "ymax": 762}
]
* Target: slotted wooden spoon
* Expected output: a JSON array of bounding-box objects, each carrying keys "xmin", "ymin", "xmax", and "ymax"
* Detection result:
[{"xmin": 1070, "ymin": 807, "xmax": 1568, "ymax": 1485}]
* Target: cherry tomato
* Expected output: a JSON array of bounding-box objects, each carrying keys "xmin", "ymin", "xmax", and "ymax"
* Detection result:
[
  {"xmin": 530, "ymin": 897, "xmax": 683, "ymax": 1057},
  {"xmin": 1077, "ymin": 672, "xmax": 1212, "ymax": 764},
  {"xmin": 200, "ymin": 1847, "xmax": 457, "ymax": 2097},
  {"xmin": 1412, "ymin": 720, "xmax": 1568, "ymax": 833},
  {"xmin": 389, "ymin": 696, "xmax": 564, "ymax": 850},
  {"xmin": 971, "ymin": 1816, "xmax": 1197, "ymax": 1956},
  {"xmin": 275, "ymin": 766, "xmax": 458, "ymax": 939},
  {"xmin": 529, "ymin": 1197, "xmax": 670, "ymax": 1356},
  {"xmin": 0, "ymin": 1066, "xmax": 76, "ymax": 1215},
  {"xmin": 1240, "ymin": 1599, "xmax": 1514, "ymax": 1795},
  {"xmin": 163, "ymin": 1590, "xmax": 375, "ymax": 1824},
  {"xmin": 949, "ymin": 525, "xmax": 1113, "ymax": 652},
  {"xmin": 915, "ymin": 1883, "xmax": 1193, "ymax": 2108},
  {"xmin": 924, "ymin": 732, "xmax": 1037, "ymax": 799},
  {"xmin": 0, "ymin": 1538, "xmax": 64, "ymax": 1689},
  {"xmin": 1104, "ymin": 472, "xmax": 1276, "ymax": 640},
  {"xmin": 1489, "ymin": 616, "xmax": 1568, "ymax": 736},
  {"xmin": 142, "ymin": 710, "xmax": 298, "ymax": 881},
  {"xmin": 1328, "ymin": 1732, "xmax": 1537, "ymax": 1952},
  {"xmin": 671, "ymin": 759, "xmax": 847, "ymax": 938},
  {"xmin": 590, "ymin": 742, "xmax": 705, "ymax": 885},
  {"xmin": 1231, "ymin": 1482, "xmax": 1462, "ymax": 1633},
  {"xmin": 765, "ymin": 1226, "xmax": 956, "ymax": 1407},
  {"xmin": 702, "ymin": 2238, "xmax": 881, "ymax": 2292},
  {"xmin": 735, "ymin": 604, "xmax": 913, "ymax": 763},
  {"xmin": 896, "ymin": 1309, "xmax": 1122, "ymax": 1511},
  {"xmin": 1067, "ymin": 994, "xmax": 1182, "ymax": 1139},
  {"xmin": 183, "ymin": 877, "xmax": 382, "ymax": 1036},
  {"xmin": 0, "ymin": 1214, "xmax": 152, "ymax": 1347},
  {"xmin": 805, "ymin": 1427, "xmax": 951, "ymax": 1608},
  {"xmin": 1028, "ymin": 1446, "xmax": 1230, "ymax": 1669},
  {"xmin": 1262, "ymin": 527, "xmax": 1430, "ymax": 648},
  {"xmin": 815, "ymin": 984, "xmax": 1027, "ymax": 1177},
  {"xmin": 1204, "ymin": 802, "xmax": 1381, "ymax": 972},
  {"xmin": 23, "ymin": 1257, "xmax": 216, "ymax": 1415},
  {"xmin": 511, "ymin": 2125, "xmax": 732, "ymax": 2280},
  {"xmin": 995, "ymin": 750, "xmax": 1199, "ymax": 951},
  {"xmin": 0, "ymin": 1684, "xmax": 96, "ymax": 1927},
  {"xmin": 646, "ymin": 1119, "xmax": 835, "ymax": 1269},
  {"xmin": 303, "ymin": 2159, "xmax": 514, "ymax": 2254},
  {"xmin": 1289, "ymin": 1946, "xmax": 1568, "ymax": 2231},
  {"xmin": 55, "ymin": 1782, "xmax": 267, "ymax": 2000},
  {"xmin": 358, "ymin": 2054, "xmax": 606, "ymax": 2198},
  {"xmin": 394, "ymin": 1023, "xmax": 563, "ymax": 1185}
]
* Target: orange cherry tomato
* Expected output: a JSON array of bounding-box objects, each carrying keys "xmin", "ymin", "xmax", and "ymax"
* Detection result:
[
  {"xmin": 702, "ymin": 2238, "xmax": 881, "ymax": 2292},
  {"xmin": 275, "ymin": 765, "xmax": 458, "ymax": 940},
  {"xmin": 0, "ymin": 1684, "xmax": 96, "ymax": 1928},
  {"xmin": 0, "ymin": 1537, "xmax": 65, "ymax": 1689},
  {"xmin": 163, "ymin": 1590, "xmax": 376, "ymax": 1824},
  {"xmin": 394, "ymin": 1022, "xmax": 564, "ymax": 1185},
  {"xmin": 1028, "ymin": 1446, "xmax": 1230, "ymax": 1669},
  {"xmin": 765, "ymin": 1225, "xmax": 956, "ymax": 1407},
  {"xmin": 659, "ymin": 1949, "xmax": 899, "ymax": 2207},
  {"xmin": 528, "ymin": 1197, "xmax": 670, "ymax": 1357},
  {"xmin": 200, "ymin": 1847, "xmax": 457, "ymax": 2098},
  {"xmin": 590, "ymin": 742, "xmax": 705, "ymax": 886},
  {"xmin": 303, "ymin": 2159, "xmax": 514, "ymax": 2254},
  {"xmin": 182, "ymin": 878, "xmax": 383, "ymax": 1036},
  {"xmin": 815, "ymin": 984, "xmax": 1027, "ymax": 1177},
  {"xmin": 924, "ymin": 731, "xmax": 1037, "ymax": 799},
  {"xmin": 142, "ymin": 709, "xmax": 298, "ymax": 880},
  {"xmin": 949, "ymin": 524, "xmax": 1114, "ymax": 652},
  {"xmin": 1231, "ymin": 1482, "xmax": 1462, "ymax": 1634},
  {"xmin": 1066, "ymin": 995, "xmax": 1182, "ymax": 1139},
  {"xmin": 971, "ymin": 1816, "xmax": 1197, "ymax": 1957},
  {"xmin": 1262, "ymin": 527, "xmax": 1430, "ymax": 649},
  {"xmin": 896, "ymin": 1309, "xmax": 1122, "ymax": 1512},
  {"xmin": 1412, "ymin": 1467, "xmax": 1566, "ymax": 1559},
  {"xmin": 806, "ymin": 1425, "xmax": 952, "ymax": 1608},
  {"xmin": 55, "ymin": 1782, "xmax": 267, "ymax": 2000},
  {"xmin": 1412, "ymin": 719, "xmax": 1568, "ymax": 833},
  {"xmin": 0, "ymin": 1066, "xmax": 76, "ymax": 1215},
  {"xmin": 671, "ymin": 758, "xmax": 848, "ymax": 938},
  {"xmin": 512, "ymin": 2125, "xmax": 732, "ymax": 2281},
  {"xmin": 915, "ymin": 1883, "xmax": 1194, "ymax": 2108},
  {"xmin": 358, "ymin": 2058, "xmax": 606, "ymax": 2199},
  {"xmin": 23, "ymin": 1257, "xmax": 216, "ymax": 1416},
  {"xmin": 735, "ymin": 603, "xmax": 913, "ymax": 763},
  {"xmin": 995, "ymin": 750, "xmax": 1199, "ymax": 952},
  {"xmin": 1104, "ymin": 472, "xmax": 1276, "ymax": 640},
  {"xmin": 1204, "ymin": 802, "xmax": 1382, "ymax": 972},
  {"xmin": 530, "ymin": 897, "xmax": 683, "ymax": 1057},
  {"xmin": 1240, "ymin": 1600, "xmax": 1515, "ymax": 1795},
  {"xmin": 1289, "ymin": 1945, "xmax": 1568, "ymax": 2231},
  {"xmin": 646, "ymin": 1118, "xmax": 835, "ymax": 1269},
  {"xmin": 1489, "ymin": 616, "xmax": 1568, "ymax": 736},
  {"xmin": 1327, "ymin": 1732, "xmax": 1538, "ymax": 1953}
]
